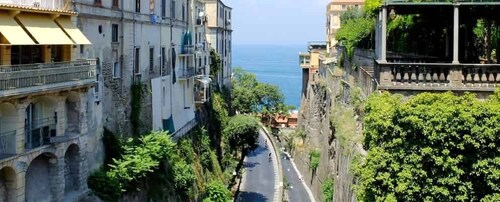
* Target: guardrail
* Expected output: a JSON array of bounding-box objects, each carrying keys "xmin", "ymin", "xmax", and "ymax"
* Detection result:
[
  {"xmin": 0, "ymin": 0, "xmax": 71, "ymax": 10},
  {"xmin": 177, "ymin": 67, "xmax": 196, "ymax": 79},
  {"xmin": 0, "ymin": 130, "xmax": 16, "ymax": 159},
  {"xmin": 0, "ymin": 60, "xmax": 96, "ymax": 94},
  {"xmin": 25, "ymin": 117, "xmax": 56, "ymax": 150},
  {"xmin": 172, "ymin": 118, "xmax": 197, "ymax": 141}
]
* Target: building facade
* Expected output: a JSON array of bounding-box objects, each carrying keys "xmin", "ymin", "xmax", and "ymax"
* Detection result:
[
  {"xmin": 326, "ymin": 0, "xmax": 365, "ymax": 54},
  {"xmin": 203, "ymin": 0, "xmax": 232, "ymax": 89},
  {"xmin": 0, "ymin": 0, "xmax": 100, "ymax": 201}
]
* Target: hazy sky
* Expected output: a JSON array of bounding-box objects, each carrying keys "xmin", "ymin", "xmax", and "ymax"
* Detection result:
[{"xmin": 224, "ymin": 0, "xmax": 329, "ymax": 45}]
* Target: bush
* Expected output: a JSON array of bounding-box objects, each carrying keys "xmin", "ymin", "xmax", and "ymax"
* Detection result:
[
  {"xmin": 203, "ymin": 180, "xmax": 232, "ymax": 202},
  {"xmin": 322, "ymin": 178, "xmax": 334, "ymax": 202},
  {"xmin": 309, "ymin": 149, "xmax": 321, "ymax": 171},
  {"xmin": 87, "ymin": 170, "xmax": 122, "ymax": 202}
]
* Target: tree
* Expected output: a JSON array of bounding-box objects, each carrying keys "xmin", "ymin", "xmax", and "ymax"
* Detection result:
[
  {"xmin": 224, "ymin": 115, "xmax": 260, "ymax": 154},
  {"xmin": 356, "ymin": 91, "xmax": 500, "ymax": 202}
]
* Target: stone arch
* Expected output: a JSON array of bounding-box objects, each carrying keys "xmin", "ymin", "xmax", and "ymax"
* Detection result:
[
  {"xmin": 66, "ymin": 92, "xmax": 80, "ymax": 134},
  {"xmin": 0, "ymin": 103, "xmax": 18, "ymax": 156},
  {"xmin": 25, "ymin": 153, "xmax": 57, "ymax": 202},
  {"xmin": 0, "ymin": 166, "xmax": 16, "ymax": 202},
  {"xmin": 64, "ymin": 144, "xmax": 80, "ymax": 195}
]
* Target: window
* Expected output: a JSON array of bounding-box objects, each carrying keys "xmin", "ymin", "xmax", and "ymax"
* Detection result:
[
  {"xmin": 171, "ymin": 1, "xmax": 175, "ymax": 19},
  {"xmin": 134, "ymin": 47, "xmax": 140, "ymax": 74},
  {"xmin": 182, "ymin": 4, "xmax": 185, "ymax": 21},
  {"xmin": 355, "ymin": 5, "xmax": 359, "ymax": 9},
  {"xmin": 136, "ymin": 0, "xmax": 141, "ymax": 13},
  {"xmin": 342, "ymin": 5, "xmax": 346, "ymax": 10},
  {"xmin": 149, "ymin": 47, "xmax": 154, "ymax": 72},
  {"xmin": 112, "ymin": 24, "xmax": 118, "ymax": 42},
  {"xmin": 113, "ymin": 51, "xmax": 121, "ymax": 78},
  {"xmin": 161, "ymin": 0, "xmax": 166, "ymax": 17},
  {"xmin": 150, "ymin": 0, "xmax": 155, "ymax": 14},
  {"xmin": 94, "ymin": 0, "xmax": 102, "ymax": 6},
  {"xmin": 219, "ymin": 6, "xmax": 223, "ymax": 18},
  {"xmin": 80, "ymin": 45, "xmax": 84, "ymax": 54},
  {"xmin": 112, "ymin": 0, "xmax": 119, "ymax": 8},
  {"xmin": 95, "ymin": 58, "xmax": 100, "ymax": 94}
]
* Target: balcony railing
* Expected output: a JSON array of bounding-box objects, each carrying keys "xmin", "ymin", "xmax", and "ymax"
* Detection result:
[
  {"xmin": 25, "ymin": 117, "xmax": 56, "ymax": 150},
  {"xmin": 0, "ymin": 60, "xmax": 96, "ymax": 97},
  {"xmin": 0, "ymin": 131, "xmax": 16, "ymax": 159},
  {"xmin": 378, "ymin": 62, "xmax": 500, "ymax": 91},
  {"xmin": 172, "ymin": 118, "xmax": 198, "ymax": 141},
  {"xmin": 178, "ymin": 67, "xmax": 196, "ymax": 80},
  {"xmin": 385, "ymin": 0, "xmax": 500, "ymax": 4},
  {"xmin": 0, "ymin": 0, "xmax": 71, "ymax": 11},
  {"xmin": 179, "ymin": 45, "xmax": 195, "ymax": 56}
]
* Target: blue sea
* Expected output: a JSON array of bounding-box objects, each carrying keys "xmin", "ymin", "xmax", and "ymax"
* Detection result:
[{"xmin": 232, "ymin": 44, "xmax": 306, "ymax": 108}]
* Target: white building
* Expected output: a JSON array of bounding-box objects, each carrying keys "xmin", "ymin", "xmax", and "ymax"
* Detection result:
[{"xmin": 203, "ymin": 0, "xmax": 232, "ymax": 89}]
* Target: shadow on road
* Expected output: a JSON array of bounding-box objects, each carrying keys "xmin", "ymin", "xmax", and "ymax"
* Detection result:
[
  {"xmin": 246, "ymin": 146, "xmax": 269, "ymax": 157},
  {"xmin": 236, "ymin": 191, "xmax": 270, "ymax": 202},
  {"xmin": 243, "ymin": 161, "xmax": 261, "ymax": 169}
]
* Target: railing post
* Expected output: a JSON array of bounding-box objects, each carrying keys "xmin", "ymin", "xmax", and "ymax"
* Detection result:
[
  {"xmin": 452, "ymin": 4, "xmax": 460, "ymax": 64},
  {"xmin": 449, "ymin": 65, "xmax": 462, "ymax": 87}
]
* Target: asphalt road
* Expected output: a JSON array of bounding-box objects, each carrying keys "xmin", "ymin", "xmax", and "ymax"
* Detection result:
[
  {"xmin": 236, "ymin": 132, "xmax": 276, "ymax": 202},
  {"xmin": 281, "ymin": 151, "xmax": 311, "ymax": 202}
]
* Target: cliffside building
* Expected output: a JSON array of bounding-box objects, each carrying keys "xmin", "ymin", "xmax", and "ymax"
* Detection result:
[
  {"xmin": 326, "ymin": 0, "xmax": 365, "ymax": 54},
  {"xmin": 0, "ymin": 0, "xmax": 100, "ymax": 201}
]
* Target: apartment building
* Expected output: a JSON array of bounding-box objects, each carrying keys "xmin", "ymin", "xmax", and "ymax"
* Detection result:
[
  {"xmin": 326, "ymin": 0, "xmax": 365, "ymax": 54},
  {"xmin": 0, "ymin": 0, "xmax": 100, "ymax": 201},
  {"xmin": 75, "ymin": 0, "xmax": 212, "ymax": 138},
  {"xmin": 203, "ymin": 0, "xmax": 232, "ymax": 89}
]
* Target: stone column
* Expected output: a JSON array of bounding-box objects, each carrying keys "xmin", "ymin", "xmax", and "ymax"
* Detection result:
[
  {"xmin": 14, "ymin": 170, "xmax": 26, "ymax": 202},
  {"xmin": 0, "ymin": 39, "xmax": 11, "ymax": 65},
  {"xmin": 452, "ymin": 5, "xmax": 459, "ymax": 64},
  {"xmin": 380, "ymin": 6, "xmax": 387, "ymax": 63},
  {"xmin": 78, "ymin": 92, "xmax": 88, "ymax": 135},
  {"xmin": 15, "ymin": 101, "xmax": 29, "ymax": 154},
  {"xmin": 42, "ymin": 45, "xmax": 51, "ymax": 63},
  {"xmin": 77, "ymin": 138, "xmax": 88, "ymax": 191},
  {"xmin": 49, "ymin": 157, "xmax": 65, "ymax": 202},
  {"xmin": 55, "ymin": 95, "xmax": 67, "ymax": 137}
]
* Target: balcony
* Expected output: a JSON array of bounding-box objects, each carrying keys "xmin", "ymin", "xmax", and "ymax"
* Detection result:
[
  {"xmin": 178, "ymin": 67, "xmax": 196, "ymax": 80},
  {"xmin": 0, "ymin": 131, "xmax": 16, "ymax": 159},
  {"xmin": 0, "ymin": 0, "xmax": 71, "ymax": 11},
  {"xmin": 179, "ymin": 45, "xmax": 195, "ymax": 57},
  {"xmin": 378, "ymin": 62, "xmax": 500, "ymax": 92},
  {"xmin": 0, "ymin": 60, "xmax": 97, "ymax": 97},
  {"xmin": 25, "ymin": 117, "xmax": 56, "ymax": 150}
]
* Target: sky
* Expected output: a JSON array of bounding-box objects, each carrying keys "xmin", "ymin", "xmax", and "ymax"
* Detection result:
[{"xmin": 224, "ymin": 0, "xmax": 329, "ymax": 45}]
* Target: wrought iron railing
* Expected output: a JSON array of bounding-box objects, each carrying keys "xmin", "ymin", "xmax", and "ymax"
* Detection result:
[
  {"xmin": 25, "ymin": 117, "xmax": 56, "ymax": 150},
  {"xmin": 386, "ymin": 0, "xmax": 499, "ymax": 3},
  {"xmin": 180, "ymin": 45, "xmax": 195, "ymax": 55},
  {"xmin": 0, "ymin": 60, "xmax": 96, "ymax": 93},
  {"xmin": 172, "ymin": 118, "xmax": 198, "ymax": 141},
  {"xmin": 0, "ymin": 0, "xmax": 71, "ymax": 10},
  {"xmin": 0, "ymin": 130, "xmax": 16, "ymax": 159},
  {"xmin": 178, "ymin": 67, "xmax": 196, "ymax": 79}
]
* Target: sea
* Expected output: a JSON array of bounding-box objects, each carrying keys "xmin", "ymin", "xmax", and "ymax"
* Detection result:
[{"xmin": 232, "ymin": 44, "xmax": 306, "ymax": 108}]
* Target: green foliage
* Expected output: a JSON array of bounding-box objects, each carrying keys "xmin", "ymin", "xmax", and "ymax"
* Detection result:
[
  {"xmin": 364, "ymin": 0, "xmax": 382, "ymax": 16},
  {"xmin": 87, "ymin": 170, "xmax": 122, "ymax": 202},
  {"xmin": 309, "ymin": 149, "xmax": 321, "ymax": 171},
  {"xmin": 210, "ymin": 49, "xmax": 222, "ymax": 77},
  {"xmin": 356, "ymin": 92, "xmax": 500, "ymax": 201},
  {"xmin": 340, "ymin": 7, "xmax": 364, "ymax": 25},
  {"xmin": 336, "ymin": 17, "xmax": 375, "ymax": 60},
  {"xmin": 322, "ymin": 178, "xmax": 334, "ymax": 202},
  {"xmin": 130, "ymin": 81, "xmax": 148, "ymax": 136},
  {"xmin": 103, "ymin": 128, "xmax": 123, "ymax": 168},
  {"xmin": 224, "ymin": 115, "xmax": 260, "ymax": 153},
  {"xmin": 203, "ymin": 180, "xmax": 232, "ymax": 202}
]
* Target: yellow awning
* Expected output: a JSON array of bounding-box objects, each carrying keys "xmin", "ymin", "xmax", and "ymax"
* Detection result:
[
  {"xmin": 55, "ymin": 17, "xmax": 91, "ymax": 45},
  {"xmin": 16, "ymin": 13, "xmax": 74, "ymax": 45},
  {"xmin": 0, "ymin": 13, "xmax": 35, "ymax": 45}
]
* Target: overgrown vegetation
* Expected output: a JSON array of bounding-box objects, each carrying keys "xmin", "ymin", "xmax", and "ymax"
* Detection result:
[
  {"xmin": 355, "ymin": 90, "xmax": 500, "ymax": 201},
  {"xmin": 210, "ymin": 49, "xmax": 222, "ymax": 77},
  {"xmin": 309, "ymin": 149, "xmax": 321, "ymax": 173},
  {"xmin": 130, "ymin": 81, "xmax": 148, "ymax": 136},
  {"xmin": 322, "ymin": 178, "xmax": 334, "ymax": 202},
  {"xmin": 203, "ymin": 180, "xmax": 232, "ymax": 202}
]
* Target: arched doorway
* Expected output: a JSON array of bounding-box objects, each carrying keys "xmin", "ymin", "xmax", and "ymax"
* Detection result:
[
  {"xmin": 66, "ymin": 92, "xmax": 80, "ymax": 135},
  {"xmin": 64, "ymin": 144, "xmax": 80, "ymax": 196},
  {"xmin": 25, "ymin": 97, "xmax": 57, "ymax": 150},
  {"xmin": 25, "ymin": 153, "xmax": 57, "ymax": 202},
  {"xmin": 0, "ymin": 166, "xmax": 16, "ymax": 202},
  {"xmin": 0, "ymin": 103, "xmax": 18, "ymax": 157}
]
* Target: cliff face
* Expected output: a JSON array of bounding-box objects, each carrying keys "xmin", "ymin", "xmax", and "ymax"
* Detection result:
[{"xmin": 295, "ymin": 50, "xmax": 373, "ymax": 201}]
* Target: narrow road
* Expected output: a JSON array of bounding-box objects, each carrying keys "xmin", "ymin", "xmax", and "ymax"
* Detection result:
[
  {"xmin": 236, "ymin": 132, "xmax": 276, "ymax": 202},
  {"xmin": 281, "ymin": 151, "xmax": 312, "ymax": 202}
]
